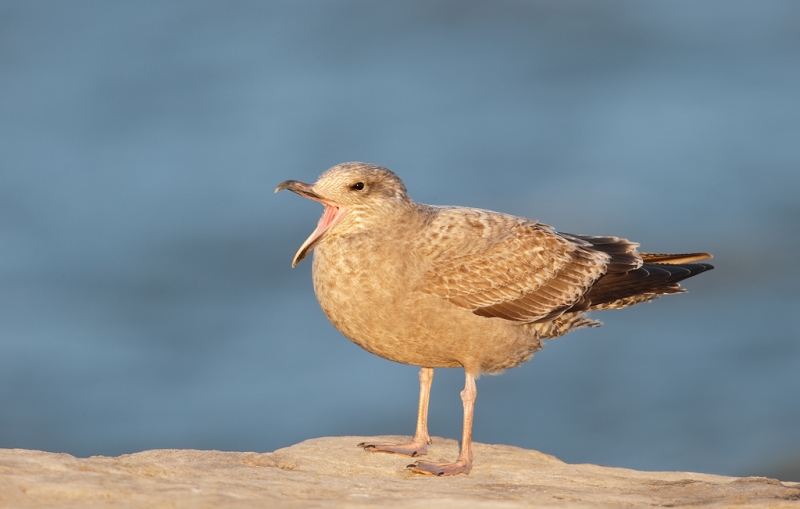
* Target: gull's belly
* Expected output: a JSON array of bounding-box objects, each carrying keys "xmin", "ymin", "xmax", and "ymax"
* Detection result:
[
  {"xmin": 311, "ymin": 239, "xmax": 464, "ymax": 367},
  {"xmin": 310, "ymin": 238, "xmax": 541, "ymax": 373}
]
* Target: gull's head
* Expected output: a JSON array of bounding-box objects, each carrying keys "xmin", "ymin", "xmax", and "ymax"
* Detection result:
[{"xmin": 275, "ymin": 162, "xmax": 409, "ymax": 267}]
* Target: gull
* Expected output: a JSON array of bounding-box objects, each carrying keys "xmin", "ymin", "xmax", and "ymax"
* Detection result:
[{"xmin": 275, "ymin": 162, "xmax": 713, "ymax": 476}]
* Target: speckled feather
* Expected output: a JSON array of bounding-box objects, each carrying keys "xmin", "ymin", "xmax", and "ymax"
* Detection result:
[{"xmin": 418, "ymin": 210, "xmax": 611, "ymax": 323}]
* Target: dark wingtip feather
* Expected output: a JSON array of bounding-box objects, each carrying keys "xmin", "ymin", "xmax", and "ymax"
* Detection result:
[{"xmin": 583, "ymin": 261, "xmax": 713, "ymax": 309}]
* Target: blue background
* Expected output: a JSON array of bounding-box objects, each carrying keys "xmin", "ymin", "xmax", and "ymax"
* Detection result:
[{"xmin": 2, "ymin": 1, "xmax": 799, "ymax": 480}]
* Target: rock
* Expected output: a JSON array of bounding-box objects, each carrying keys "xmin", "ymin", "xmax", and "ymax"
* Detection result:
[{"xmin": 1, "ymin": 436, "xmax": 798, "ymax": 508}]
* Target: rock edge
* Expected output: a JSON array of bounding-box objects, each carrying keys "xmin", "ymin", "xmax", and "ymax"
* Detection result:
[{"xmin": 1, "ymin": 436, "xmax": 798, "ymax": 508}]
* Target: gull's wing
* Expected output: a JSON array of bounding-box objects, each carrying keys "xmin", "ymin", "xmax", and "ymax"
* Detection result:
[{"xmin": 415, "ymin": 207, "xmax": 639, "ymax": 323}]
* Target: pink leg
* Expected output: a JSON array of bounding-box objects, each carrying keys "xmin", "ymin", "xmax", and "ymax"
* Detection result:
[
  {"xmin": 408, "ymin": 371, "xmax": 476, "ymax": 476},
  {"xmin": 359, "ymin": 367, "xmax": 434, "ymax": 457}
]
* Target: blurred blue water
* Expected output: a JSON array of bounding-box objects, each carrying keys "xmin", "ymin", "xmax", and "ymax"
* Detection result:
[{"xmin": 1, "ymin": 0, "xmax": 799, "ymax": 480}]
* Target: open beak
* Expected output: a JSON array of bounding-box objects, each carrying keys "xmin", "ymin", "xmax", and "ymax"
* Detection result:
[{"xmin": 275, "ymin": 180, "xmax": 346, "ymax": 267}]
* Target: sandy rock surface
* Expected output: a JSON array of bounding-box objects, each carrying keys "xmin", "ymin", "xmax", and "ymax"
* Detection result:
[{"xmin": 1, "ymin": 436, "xmax": 798, "ymax": 508}]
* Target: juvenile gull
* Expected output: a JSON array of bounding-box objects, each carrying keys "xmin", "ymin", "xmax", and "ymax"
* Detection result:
[{"xmin": 275, "ymin": 162, "xmax": 713, "ymax": 476}]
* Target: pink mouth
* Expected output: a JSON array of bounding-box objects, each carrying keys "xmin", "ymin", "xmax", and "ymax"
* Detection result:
[
  {"xmin": 292, "ymin": 203, "xmax": 346, "ymax": 267},
  {"xmin": 274, "ymin": 179, "xmax": 347, "ymax": 267}
]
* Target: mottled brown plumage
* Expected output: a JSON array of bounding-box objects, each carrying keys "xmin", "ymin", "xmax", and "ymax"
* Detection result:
[{"xmin": 276, "ymin": 162, "xmax": 713, "ymax": 476}]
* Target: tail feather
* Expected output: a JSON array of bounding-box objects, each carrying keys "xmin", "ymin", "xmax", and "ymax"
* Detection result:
[{"xmin": 641, "ymin": 252, "xmax": 713, "ymax": 264}]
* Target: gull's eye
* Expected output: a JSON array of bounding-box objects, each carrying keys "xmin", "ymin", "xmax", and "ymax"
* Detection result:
[{"xmin": 351, "ymin": 182, "xmax": 365, "ymax": 191}]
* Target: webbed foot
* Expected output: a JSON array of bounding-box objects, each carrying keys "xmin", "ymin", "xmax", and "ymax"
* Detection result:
[
  {"xmin": 358, "ymin": 439, "xmax": 429, "ymax": 457},
  {"xmin": 407, "ymin": 458, "xmax": 472, "ymax": 476}
]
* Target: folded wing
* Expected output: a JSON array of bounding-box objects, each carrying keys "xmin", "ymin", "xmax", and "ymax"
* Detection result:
[
  {"xmin": 420, "ymin": 209, "xmax": 634, "ymax": 322},
  {"xmin": 419, "ymin": 207, "xmax": 712, "ymax": 323}
]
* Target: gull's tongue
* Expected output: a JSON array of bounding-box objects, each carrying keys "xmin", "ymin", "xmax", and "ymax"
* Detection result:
[
  {"xmin": 318, "ymin": 204, "xmax": 339, "ymax": 230},
  {"xmin": 292, "ymin": 204, "xmax": 342, "ymax": 267}
]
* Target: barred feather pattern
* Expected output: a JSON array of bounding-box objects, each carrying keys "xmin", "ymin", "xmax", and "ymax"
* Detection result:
[{"xmin": 419, "ymin": 208, "xmax": 612, "ymax": 323}]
